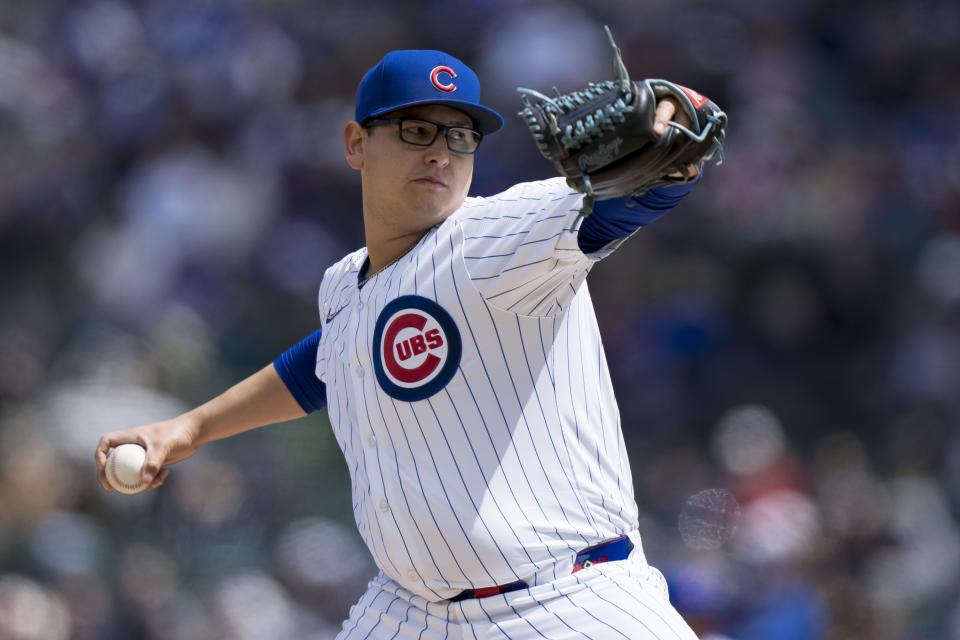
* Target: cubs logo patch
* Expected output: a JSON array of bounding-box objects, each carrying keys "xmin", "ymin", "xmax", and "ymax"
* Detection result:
[
  {"xmin": 430, "ymin": 65, "xmax": 457, "ymax": 92},
  {"xmin": 372, "ymin": 296, "xmax": 461, "ymax": 402}
]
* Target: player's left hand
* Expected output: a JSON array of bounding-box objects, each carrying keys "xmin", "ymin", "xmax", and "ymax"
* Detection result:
[
  {"xmin": 518, "ymin": 25, "xmax": 727, "ymax": 205},
  {"xmin": 654, "ymin": 96, "xmax": 692, "ymax": 135},
  {"xmin": 654, "ymin": 96, "xmax": 698, "ymax": 179}
]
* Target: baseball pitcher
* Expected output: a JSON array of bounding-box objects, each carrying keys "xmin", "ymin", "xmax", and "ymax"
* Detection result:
[{"xmin": 95, "ymin": 28, "xmax": 726, "ymax": 639}]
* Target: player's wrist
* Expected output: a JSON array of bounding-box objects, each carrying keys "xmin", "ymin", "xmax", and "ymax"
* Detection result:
[{"xmin": 174, "ymin": 410, "xmax": 208, "ymax": 448}]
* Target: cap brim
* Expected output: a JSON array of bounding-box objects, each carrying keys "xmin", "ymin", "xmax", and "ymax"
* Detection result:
[{"xmin": 366, "ymin": 98, "xmax": 503, "ymax": 135}]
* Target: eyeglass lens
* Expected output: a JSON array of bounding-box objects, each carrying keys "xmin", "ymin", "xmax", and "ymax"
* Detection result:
[{"xmin": 399, "ymin": 120, "xmax": 481, "ymax": 153}]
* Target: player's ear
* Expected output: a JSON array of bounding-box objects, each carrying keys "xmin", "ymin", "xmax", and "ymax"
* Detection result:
[{"xmin": 344, "ymin": 121, "xmax": 366, "ymax": 170}]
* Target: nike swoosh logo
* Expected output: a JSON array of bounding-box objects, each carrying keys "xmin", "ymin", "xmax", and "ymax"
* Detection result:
[{"xmin": 325, "ymin": 305, "xmax": 346, "ymax": 325}]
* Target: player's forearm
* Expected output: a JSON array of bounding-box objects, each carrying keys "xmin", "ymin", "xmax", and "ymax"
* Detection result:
[
  {"xmin": 187, "ymin": 363, "xmax": 307, "ymax": 447},
  {"xmin": 577, "ymin": 181, "xmax": 698, "ymax": 253}
]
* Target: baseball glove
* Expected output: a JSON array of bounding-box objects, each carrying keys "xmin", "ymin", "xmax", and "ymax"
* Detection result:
[{"xmin": 518, "ymin": 26, "xmax": 727, "ymax": 215}]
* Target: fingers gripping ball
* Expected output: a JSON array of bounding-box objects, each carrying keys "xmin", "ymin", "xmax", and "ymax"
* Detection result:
[
  {"xmin": 106, "ymin": 444, "xmax": 148, "ymax": 494},
  {"xmin": 517, "ymin": 26, "xmax": 727, "ymax": 215}
]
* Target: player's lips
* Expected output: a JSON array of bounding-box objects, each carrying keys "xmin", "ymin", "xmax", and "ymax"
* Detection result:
[{"xmin": 412, "ymin": 175, "xmax": 447, "ymax": 188}]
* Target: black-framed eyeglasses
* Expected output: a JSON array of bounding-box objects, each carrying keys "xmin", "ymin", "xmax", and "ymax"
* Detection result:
[{"xmin": 364, "ymin": 118, "xmax": 483, "ymax": 154}]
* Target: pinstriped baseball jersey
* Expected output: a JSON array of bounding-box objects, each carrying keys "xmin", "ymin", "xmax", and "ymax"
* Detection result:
[{"xmin": 316, "ymin": 177, "xmax": 639, "ymax": 603}]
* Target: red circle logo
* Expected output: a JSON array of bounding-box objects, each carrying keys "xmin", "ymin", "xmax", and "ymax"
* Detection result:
[
  {"xmin": 372, "ymin": 296, "xmax": 461, "ymax": 402},
  {"xmin": 381, "ymin": 311, "xmax": 448, "ymax": 387},
  {"xmin": 430, "ymin": 65, "xmax": 457, "ymax": 92}
]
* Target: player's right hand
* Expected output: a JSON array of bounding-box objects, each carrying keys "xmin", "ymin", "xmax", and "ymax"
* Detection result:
[{"xmin": 94, "ymin": 417, "xmax": 201, "ymax": 492}]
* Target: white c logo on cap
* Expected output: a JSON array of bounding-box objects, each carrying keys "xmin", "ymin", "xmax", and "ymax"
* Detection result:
[{"xmin": 430, "ymin": 66, "xmax": 457, "ymax": 92}]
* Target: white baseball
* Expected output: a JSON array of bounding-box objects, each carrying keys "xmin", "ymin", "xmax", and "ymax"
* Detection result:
[{"xmin": 105, "ymin": 444, "xmax": 148, "ymax": 494}]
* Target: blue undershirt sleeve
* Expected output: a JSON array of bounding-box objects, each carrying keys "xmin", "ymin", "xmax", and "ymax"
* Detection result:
[
  {"xmin": 577, "ymin": 180, "xmax": 698, "ymax": 254},
  {"xmin": 273, "ymin": 328, "xmax": 327, "ymax": 414}
]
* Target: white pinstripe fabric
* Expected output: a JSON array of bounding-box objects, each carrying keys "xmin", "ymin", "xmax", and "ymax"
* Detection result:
[
  {"xmin": 335, "ymin": 534, "xmax": 697, "ymax": 639},
  {"xmin": 316, "ymin": 178, "xmax": 657, "ymax": 608}
]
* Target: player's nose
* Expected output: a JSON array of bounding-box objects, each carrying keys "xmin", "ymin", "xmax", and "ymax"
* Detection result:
[{"xmin": 423, "ymin": 135, "xmax": 451, "ymax": 166}]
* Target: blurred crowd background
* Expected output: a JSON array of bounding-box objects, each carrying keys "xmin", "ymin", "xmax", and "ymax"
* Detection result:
[{"xmin": 1, "ymin": 0, "xmax": 959, "ymax": 638}]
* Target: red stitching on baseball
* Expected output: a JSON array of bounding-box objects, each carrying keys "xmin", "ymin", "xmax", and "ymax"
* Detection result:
[{"xmin": 109, "ymin": 450, "xmax": 144, "ymax": 491}]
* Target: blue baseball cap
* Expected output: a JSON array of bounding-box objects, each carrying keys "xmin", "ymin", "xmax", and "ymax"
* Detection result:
[{"xmin": 355, "ymin": 49, "xmax": 503, "ymax": 135}]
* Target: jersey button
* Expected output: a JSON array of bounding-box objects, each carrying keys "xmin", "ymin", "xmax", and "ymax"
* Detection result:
[
  {"xmin": 366, "ymin": 434, "xmax": 376, "ymax": 447},
  {"xmin": 407, "ymin": 569, "xmax": 420, "ymax": 582},
  {"xmin": 357, "ymin": 300, "xmax": 364, "ymax": 311},
  {"xmin": 356, "ymin": 365, "xmax": 365, "ymax": 378},
  {"xmin": 378, "ymin": 498, "xmax": 390, "ymax": 512}
]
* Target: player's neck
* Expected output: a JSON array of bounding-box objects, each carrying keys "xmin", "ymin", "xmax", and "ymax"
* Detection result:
[
  {"xmin": 360, "ymin": 194, "xmax": 458, "ymax": 277},
  {"xmin": 363, "ymin": 230, "xmax": 425, "ymax": 278}
]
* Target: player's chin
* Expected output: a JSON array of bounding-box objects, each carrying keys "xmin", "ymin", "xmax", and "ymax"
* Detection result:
[
  {"xmin": 409, "ymin": 182, "xmax": 456, "ymax": 210},
  {"xmin": 407, "ymin": 187, "xmax": 456, "ymax": 214}
]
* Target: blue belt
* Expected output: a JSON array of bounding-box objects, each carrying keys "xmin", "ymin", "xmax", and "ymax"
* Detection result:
[{"xmin": 449, "ymin": 535, "xmax": 634, "ymax": 602}]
